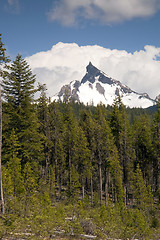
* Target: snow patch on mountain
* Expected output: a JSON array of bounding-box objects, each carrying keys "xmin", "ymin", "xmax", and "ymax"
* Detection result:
[{"xmin": 52, "ymin": 62, "xmax": 156, "ymax": 108}]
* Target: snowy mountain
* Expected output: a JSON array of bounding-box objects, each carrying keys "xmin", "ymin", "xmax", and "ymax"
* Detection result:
[{"xmin": 52, "ymin": 62, "xmax": 156, "ymax": 108}]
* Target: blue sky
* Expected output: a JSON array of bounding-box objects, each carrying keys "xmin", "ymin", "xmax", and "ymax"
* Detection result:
[{"xmin": 1, "ymin": 0, "xmax": 160, "ymax": 59}]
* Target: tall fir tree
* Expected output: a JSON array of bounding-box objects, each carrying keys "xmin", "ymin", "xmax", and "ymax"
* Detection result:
[
  {"xmin": 23, "ymin": 162, "xmax": 38, "ymax": 214},
  {"xmin": 5, "ymin": 129, "xmax": 24, "ymax": 197},
  {"xmin": 95, "ymin": 104, "xmax": 124, "ymax": 204},
  {"xmin": 110, "ymin": 96, "xmax": 135, "ymax": 204},
  {"xmin": 152, "ymin": 98, "xmax": 160, "ymax": 192},
  {"xmin": 132, "ymin": 115, "xmax": 153, "ymax": 185},
  {"xmin": 0, "ymin": 33, "xmax": 9, "ymax": 214},
  {"xmin": 130, "ymin": 164, "xmax": 153, "ymax": 211},
  {"xmin": 80, "ymin": 109, "xmax": 96, "ymax": 204},
  {"xmin": 3, "ymin": 129, "xmax": 24, "ymax": 214},
  {"xmin": 73, "ymin": 125, "xmax": 91, "ymax": 200},
  {"xmin": 2, "ymin": 54, "xmax": 42, "ymax": 166},
  {"xmin": 48, "ymin": 101, "xmax": 66, "ymax": 198},
  {"xmin": 63, "ymin": 101, "xmax": 79, "ymax": 199},
  {"xmin": 37, "ymin": 83, "xmax": 51, "ymax": 177}
]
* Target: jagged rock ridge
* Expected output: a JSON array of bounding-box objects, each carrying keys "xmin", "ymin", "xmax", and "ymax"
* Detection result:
[{"xmin": 52, "ymin": 62, "xmax": 156, "ymax": 108}]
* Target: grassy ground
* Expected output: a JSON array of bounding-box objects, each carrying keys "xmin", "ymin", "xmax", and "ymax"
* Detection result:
[{"xmin": 1, "ymin": 200, "xmax": 160, "ymax": 240}]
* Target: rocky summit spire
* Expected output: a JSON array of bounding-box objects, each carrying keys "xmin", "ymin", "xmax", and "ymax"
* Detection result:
[
  {"xmin": 81, "ymin": 62, "xmax": 114, "ymax": 85},
  {"xmin": 81, "ymin": 62, "xmax": 100, "ymax": 84}
]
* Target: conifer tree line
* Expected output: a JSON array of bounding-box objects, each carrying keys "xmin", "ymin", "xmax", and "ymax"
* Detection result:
[{"xmin": 0, "ymin": 34, "xmax": 160, "ymax": 217}]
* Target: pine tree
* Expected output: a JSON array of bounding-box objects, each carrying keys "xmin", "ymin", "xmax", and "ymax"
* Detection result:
[
  {"xmin": 94, "ymin": 105, "xmax": 108, "ymax": 205},
  {"xmin": 73, "ymin": 125, "xmax": 91, "ymax": 200},
  {"xmin": 80, "ymin": 109, "xmax": 96, "ymax": 204},
  {"xmin": 2, "ymin": 54, "xmax": 42, "ymax": 166},
  {"xmin": 37, "ymin": 83, "xmax": 51, "ymax": 177},
  {"xmin": 152, "ymin": 98, "xmax": 160, "ymax": 192},
  {"xmin": 62, "ymin": 102, "xmax": 78, "ymax": 199},
  {"xmin": 3, "ymin": 129, "xmax": 24, "ymax": 213},
  {"xmin": 48, "ymin": 101, "xmax": 66, "ymax": 197},
  {"xmin": 47, "ymin": 165, "xmax": 56, "ymax": 200},
  {"xmin": 5, "ymin": 129, "xmax": 24, "ymax": 197},
  {"xmin": 110, "ymin": 96, "xmax": 124, "ymax": 149},
  {"xmin": 67, "ymin": 165, "xmax": 80, "ymax": 202},
  {"xmin": 2, "ymin": 167, "xmax": 14, "ymax": 213},
  {"xmin": 95, "ymin": 104, "xmax": 124, "ymax": 204},
  {"xmin": 133, "ymin": 115, "xmax": 153, "ymax": 184},
  {"xmin": 110, "ymin": 96, "xmax": 135, "ymax": 204},
  {"xmin": 23, "ymin": 162, "xmax": 38, "ymax": 214},
  {"xmin": 0, "ymin": 33, "xmax": 9, "ymax": 214},
  {"xmin": 131, "ymin": 164, "xmax": 153, "ymax": 210},
  {"xmin": 55, "ymin": 137, "xmax": 66, "ymax": 198}
]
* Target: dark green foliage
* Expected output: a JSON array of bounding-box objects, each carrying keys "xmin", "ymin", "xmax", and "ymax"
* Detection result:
[
  {"xmin": 0, "ymin": 33, "xmax": 10, "ymax": 75},
  {"xmin": 110, "ymin": 97, "xmax": 135, "ymax": 204},
  {"xmin": 0, "ymin": 34, "xmax": 6, "ymax": 64},
  {"xmin": 132, "ymin": 114, "xmax": 153, "ymax": 184},
  {"xmin": 130, "ymin": 164, "xmax": 153, "ymax": 210},
  {"xmin": 2, "ymin": 54, "xmax": 42, "ymax": 165},
  {"xmin": 0, "ymin": 33, "xmax": 10, "ymax": 214},
  {"xmin": 0, "ymin": 48, "xmax": 160, "ymax": 238},
  {"xmin": 152, "ymin": 98, "xmax": 160, "ymax": 192}
]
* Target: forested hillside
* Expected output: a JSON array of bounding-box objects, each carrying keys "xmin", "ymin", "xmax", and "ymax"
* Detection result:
[{"xmin": 0, "ymin": 35, "xmax": 160, "ymax": 240}]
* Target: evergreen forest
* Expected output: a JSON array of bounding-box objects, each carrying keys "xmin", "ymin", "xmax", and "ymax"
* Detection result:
[{"xmin": 0, "ymin": 34, "xmax": 160, "ymax": 240}]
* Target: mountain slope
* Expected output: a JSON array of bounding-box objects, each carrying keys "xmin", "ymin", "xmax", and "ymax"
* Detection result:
[{"xmin": 52, "ymin": 62, "xmax": 156, "ymax": 108}]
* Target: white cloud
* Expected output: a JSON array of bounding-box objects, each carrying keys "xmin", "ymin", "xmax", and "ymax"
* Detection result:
[
  {"xmin": 48, "ymin": 0, "xmax": 160, "ymax": 26},
  {"xmin": 7, "ymin": 0, "xmax": 20, "ymax": 13},
  {"xmin": 26, "ymin": 42, "xmax": 160, "ymax": 99},
  {"xmin": 8, "ymin": 0, "xmax": 14, "ymax": 5}
]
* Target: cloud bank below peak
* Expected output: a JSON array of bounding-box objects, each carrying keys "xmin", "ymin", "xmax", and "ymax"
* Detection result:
[
  {"xmin": 48, "ymin": 0, "xmax": 160, "ymax": 26},
  {"xmin": 26, "ymin": 42, "xmax": 160, "ymax": 99}
]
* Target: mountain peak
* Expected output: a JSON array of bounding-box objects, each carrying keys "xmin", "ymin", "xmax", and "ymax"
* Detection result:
[
  {"xmin": 82, "ymin": 62, "xmax": 114, "ymax": 86},
  {"xmin": 82, "ymin": 62, "xmax": 100, "ymax": 84},
  {"xmin": 52, "ymin": 63, "xmax": 156, "ymax": 108},
  {"xmin": 87, "ymin": 61, "xmax": 99, "ymax": 73}
]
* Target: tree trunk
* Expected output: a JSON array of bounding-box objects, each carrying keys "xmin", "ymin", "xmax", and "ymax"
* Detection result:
[
  {"xmin": 68, "ymin": 148, "xmax": 72, "ymax": 196},
  {"xmin": 124, "ymin": 185, "xmax": 127, "ymax": 206},
  {"xmin": 45, "ymin": 155, "xmax": 49, "ymax": 180},
  {"xmin": 105, "ymin": 170, "xmax": 108, "ymax": 206},
  {"xmin": 99, "ymin": 162, "xmax": 102, "ymax": 205},
  {"xmin": 82, "ymin": 182, "xmax": 85, "ymax": 201},
  {"xmin": 112, "ymin": 183, "xmax": 114, "ymax": 202},
  {"xmin": 0, "ymin": 86, "xmax": 4, "ymax": 214},
  {"xmin": 59, "ymin": 174, "xmax": 62, "ymax": 199},
  {"xmin": 91, "ymin": 174, "xmax": 93, "ymax": 205}
]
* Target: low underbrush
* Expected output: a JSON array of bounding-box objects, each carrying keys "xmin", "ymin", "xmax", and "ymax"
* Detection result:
[{"xmin": 0, "ymin": 198, "xmax": 160, "ymax": 240}]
